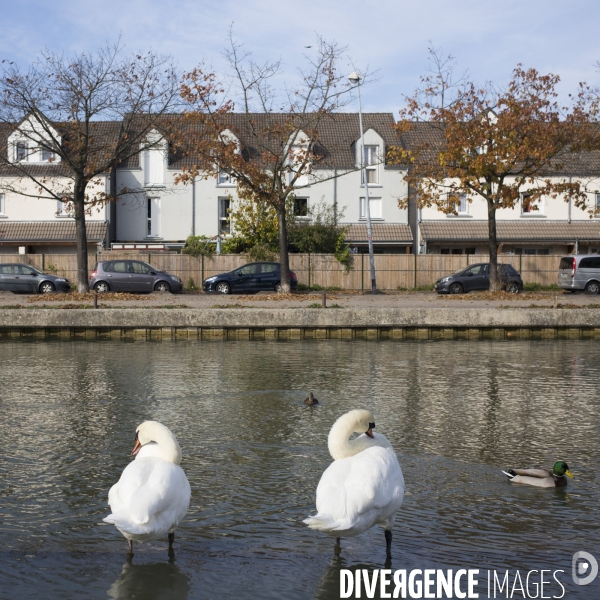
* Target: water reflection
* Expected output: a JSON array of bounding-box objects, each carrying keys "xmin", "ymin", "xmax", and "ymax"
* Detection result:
[
  {"xmin": 0, "ymin": 339, "xmax": 598, "ymax": 599},
  {"xmin": 107, "ymin": 559, "xmax": 190, "ymax": 600}
]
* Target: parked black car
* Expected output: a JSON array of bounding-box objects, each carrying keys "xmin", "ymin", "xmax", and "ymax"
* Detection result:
[
  {"xmin": 203, "ymin": 262, "xmax": 298, "ymax": 294},
  {"xmin": 0, "ymin": 263, "xmax": 71, "ymax": 293},
  {"xmin": 89, "ymin": 260, "xmax": 182, "ymax": 293},
  {"xmin": 434, "ymin": 263, "xmax": 523, "ymax": 294}
]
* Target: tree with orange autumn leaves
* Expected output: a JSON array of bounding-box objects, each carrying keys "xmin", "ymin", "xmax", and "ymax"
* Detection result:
[
  {"xmin": 177, "ymin": 34, "xmax": 362, "ymax": 292},
  {"xmin": 395, "ymin": 55, "xmax": 600, "ymax": 291}
]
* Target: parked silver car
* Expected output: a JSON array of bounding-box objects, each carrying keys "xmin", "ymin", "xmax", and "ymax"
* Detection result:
[
  {"xmin": 89, "ymin": 260, "xmax": 182, "ymax": 293},
  {"xmin": 558, "ymin": 255, "xmax": 600, "ymax": 293}
]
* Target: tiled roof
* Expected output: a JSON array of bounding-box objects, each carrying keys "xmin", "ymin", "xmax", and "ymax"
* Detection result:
[
  {"xmin": 121, "ymin": 112, "xmax": 400, "ymax": 171},
  {"xmin": 398, "ymin": 121, "xmax": 600, "ymax": 176},
  {"xmin": 420, "ymin": 220, "xmax": 600, "ymax": 242},
  {"xmin": 0, "ymin": 121, "xmax": 122, "ymax": 176},
  {"xmin": 344, "ymin": 223, "xmax": 413, "ymax": 243},
  {"xmin": 0, "ymin": 221, "xmax": 107, "ymax": 242}
]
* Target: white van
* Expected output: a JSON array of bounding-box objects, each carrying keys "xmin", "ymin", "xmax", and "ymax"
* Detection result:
[{"xmin": 557, "ymin": 255, "xmax": 600, "ymax": 294}]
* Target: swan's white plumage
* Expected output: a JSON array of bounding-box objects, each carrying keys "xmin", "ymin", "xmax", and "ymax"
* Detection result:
[
  {"xmin": 304, "ymin": 410, "xmax": 404, "ymax": 538},
  {"xmin": 104, "ymin": 422, "xmax": 191, "ymax": 542}
]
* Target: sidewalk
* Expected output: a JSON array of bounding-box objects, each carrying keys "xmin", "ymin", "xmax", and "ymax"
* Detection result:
[{"xmin": 4, "ymin": 289, "xmax": 599, "ymax": 310}]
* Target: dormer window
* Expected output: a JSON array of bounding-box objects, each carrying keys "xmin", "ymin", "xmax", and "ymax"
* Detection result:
[
  {"xmin": 362, "ymin": 145, "xmax": 379, "ymax": 185},
  {"xmin": 217, "ymin": 169, "xmax": 234, "ymax": 186},
  {"xmin": 41, "ymin": 147, "xmax": 54, "ymax": 162},
  {"xmin": 143, "ymin": 148, "xmax": 165, "ymax": 187},
  {"xmin": 16, "ymin": 142, "xmax": 28, "ymax": 162}
]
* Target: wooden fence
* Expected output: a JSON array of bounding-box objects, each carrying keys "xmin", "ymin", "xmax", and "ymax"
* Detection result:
[{"xmin": 0, "ymin": 252, "xmax": 566, "ymax": 289}]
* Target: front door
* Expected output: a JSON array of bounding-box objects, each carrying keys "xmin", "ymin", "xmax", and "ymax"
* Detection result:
[
  {"xmin": 462, "ymin": 264, "xmax": 487, "ymax": 292},
  {"xmin": 126, "ymin": 261, "xmax": 155, "ymax": 292},
  {"xmin": 231, "ymin": 264, "xmax": 258, "ymax": 292},
  {"xmin": 14, "ymin": 264, "xmax": 39, "ymax": 292}
]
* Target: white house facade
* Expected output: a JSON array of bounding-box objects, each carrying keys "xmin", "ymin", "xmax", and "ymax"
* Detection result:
[{"xmin": 113, "ymin": 113, "xmax": 413, "ymax": 254}]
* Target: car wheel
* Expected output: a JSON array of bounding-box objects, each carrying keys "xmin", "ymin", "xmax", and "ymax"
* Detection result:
[
  {"xmin": 95, "ymin": 282, "xmax": 110, "ymax": 293},
  {"xmin": 275, "ymin": 282, "xmax": 282, "ymax": 293},
  {"xmin": 449, "ymin": 283, "xmax": 464, "ymax": 294},
  {"xmin": 506, "ymin": 282, "xmax": 520, "ymax": 294},
  {"xmin": 215, "ymin": 282, "xmax": 231, "ymax": 294},
  {"xmin": 585, "ymin": 281, "xmax": 600, "ymax": 294},
  {"xmin": 39, "ymin": 281, "xmax": 55, "ymax": 294},
  {"xmin": 155, "ymin": 281, "xmax": 171, "ymax": 293}
]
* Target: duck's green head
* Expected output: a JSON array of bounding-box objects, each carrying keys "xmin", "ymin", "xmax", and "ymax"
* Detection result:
[{"xmin": 553, "ymin": 461, "xmax": 574, "ymax": 478}]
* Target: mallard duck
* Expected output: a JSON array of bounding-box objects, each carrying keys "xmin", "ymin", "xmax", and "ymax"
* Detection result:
[
  {"xmin": 502, "ymin": 461, "xmax": 574, "ymax": 488},
  {"xmin": 104, "ymin": 421, "xmax": 191, "ymax": 556},
  {"xmin": 304, "ymin": 409, "xmax": 404, "ymax": 559},
  {"xmin": 304, "ymin": 392, "xmax": 319, "ymax": 405}
]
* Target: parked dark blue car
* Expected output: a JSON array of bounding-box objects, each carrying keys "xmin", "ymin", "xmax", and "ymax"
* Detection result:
[
  {"xmin": 203, "ymin": 262, "xmax": 298, "ymax": 294},
  {"xmin": 434, "ymin": 263, "xmax": 523, "ymax": 294}
]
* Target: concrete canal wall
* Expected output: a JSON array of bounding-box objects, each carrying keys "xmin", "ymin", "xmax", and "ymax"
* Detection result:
[{"xmin": 1, "ymin": 308, "xmax": 600, "ymax": 340}]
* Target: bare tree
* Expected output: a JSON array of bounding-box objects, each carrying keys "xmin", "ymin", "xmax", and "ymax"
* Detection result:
[
  {"xmin": 0, "ymin": 42, "xmax": 180, "ymax": 291},
  {"xmin": 178, "ymin": 33, "xmax": 365, "ymax": 292}
]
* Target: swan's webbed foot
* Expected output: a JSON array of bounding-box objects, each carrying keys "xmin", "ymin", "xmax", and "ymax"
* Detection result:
[
  {"xmin": 168, "ymin": 532, "xmax": 175, "ymax": 558},
  {"xmin": 334, "ymin": 537, "xmax": 341, "ymax": 556},
  {"xmin": 384, "ymin": 530, "xmax": 392, "ymax": 559},
  {"xmin": 127, "ymin": 539, "xmax": 134, "ymax": 557}
]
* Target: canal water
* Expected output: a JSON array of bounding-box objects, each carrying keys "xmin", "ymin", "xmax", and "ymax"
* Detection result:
[{"xmin": 0, "ymin": 339, "xmax": 598, "ymax": 599}]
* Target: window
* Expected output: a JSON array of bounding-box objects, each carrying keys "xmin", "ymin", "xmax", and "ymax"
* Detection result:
[
  {"xmin": 260, "ymin": 263, "xmax": 278, "ymax": 273},
  {"xmin": 361, "ymin": 145, "xmax": 379, "ymax": 185},
  {"xmin": 514, "ymin": 247, "xmax": 549, "ymax": 255},
  {"xmin": 41, "ymin": 147, "xmax": 54, "ymax": 162},
  {"xmin": 595, "ymin": 194, "xmax": 600, "ymax": 217},
  {"xmin": 144, "ymin": 148, "xmax": 164, "ymax": 186},
  {"xmin": 0, "ymin": 193, "xmax": 4, "ymax": 214},
  {"xmin": 16, "ymin": 142, "xmax": 27, "ymax": 161},
  {"xmin": 293, "ymin": 197, "xmax": 308, "ymax": 217},
  {"xmin": 146, "ymin": 198, "xmax": 160, "ymax": 237},
  {"xmin": 218, "ymin": 197, "xmax": 231, "ymax": 234},
  {"xmin": 130, "ymin": 262, "xmax": 153, "ymax": 274},
  {"xmin": 521, "ymin": 193, "xmax": 543, "ymax": 216},
  {"xmin": 111, "ymin": 262, "xmax": 128, "ymax": 273},
  {"xmin": 56, "ymin": 199, "xmax": 72, "ymax": 217},
  {"xmin": 447, "ymin": 193, "xmax": 468, "ymax": 215},
  {"xmin": 217, "ymin": 169, "xmax": 233, "ymax": 185},
  {"xmin": 360, "ymin": 197, "xmax": 382, "ymax": 219}
]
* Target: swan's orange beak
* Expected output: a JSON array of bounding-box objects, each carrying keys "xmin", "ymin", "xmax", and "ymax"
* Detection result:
[
  {"xmin": 366, "ymin": 428, "xmax": 374, "ymax": 438},
  {"xmin": 131, "ymin": 438, "xmax": 142, "ymax": 456}
]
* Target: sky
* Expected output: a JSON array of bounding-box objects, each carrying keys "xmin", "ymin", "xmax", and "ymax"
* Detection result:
[{"xmin": 1, "ymin": 0, "xmax": 599, "ymax": 116}]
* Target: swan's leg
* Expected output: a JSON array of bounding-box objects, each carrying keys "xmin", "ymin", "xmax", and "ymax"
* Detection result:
[
  {"xmin": 128, "ymin": 539, "xmax": 134, "ymax": 555},
  {"xmin": 384, "ymin": 530, "xmax": 392, "ymax": 558},
  {"xmin": 168, "ymin": 532, "xmax": 175, "ymax": 556},
  {"xmin": 334, "ymin": 537, "xmax": 341, "ymax": 556}
]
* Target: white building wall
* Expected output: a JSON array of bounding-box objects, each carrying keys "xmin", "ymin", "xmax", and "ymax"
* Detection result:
[{"xmin": 115, "ymin": 127, "xmax": 409, "ymax": 244}]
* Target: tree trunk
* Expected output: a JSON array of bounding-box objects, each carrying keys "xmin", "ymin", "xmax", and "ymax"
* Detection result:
[
  {"xmin": 487, "ymin": 197, "xmax": 499, "ymax": 292},
  {"xmin": 276, "ymin": 202, "xmax": 291, "ymax": 293},
  {"xmin": 73, "ymin": 177, "xmax": 90, "ymax": 293}
]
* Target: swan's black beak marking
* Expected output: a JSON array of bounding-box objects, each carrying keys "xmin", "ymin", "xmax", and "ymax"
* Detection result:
[
  {"xmin": 131, "ymin": 431, "xmax": 141, "ymax": 456},
  {"xmin": 366, "ymin": 423, "xmax": 375, "ymax": 438}
]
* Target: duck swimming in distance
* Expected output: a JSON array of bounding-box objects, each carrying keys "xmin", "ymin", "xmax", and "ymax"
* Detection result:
[
  {"xmin": 304, "ymin": 409, "xmax": 404, "ymax": 559},
  {"xmin": 104, "ymin": 421, "xmax": 191, "ymax": 556},
  {"xmin": 502, "ymin": 461, "xmax": 574, "ymax": 488},
  {"xmin": 304, "ymin": 392, "xmax": 319, "ymax": 405}
]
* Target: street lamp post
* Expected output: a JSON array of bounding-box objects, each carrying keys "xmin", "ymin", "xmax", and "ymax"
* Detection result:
[{"xmin": 348, "ymin": 71, "xmax": 376, "ymax": 294}]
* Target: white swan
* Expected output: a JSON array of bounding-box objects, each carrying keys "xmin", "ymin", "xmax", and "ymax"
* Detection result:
[
  {"xmin": 104, "ymin": 421, "xmax": 191, "ymax": 555},
  {"xmin": 304, "ymin": 409, "xmax": 404, "ymax": 558}
]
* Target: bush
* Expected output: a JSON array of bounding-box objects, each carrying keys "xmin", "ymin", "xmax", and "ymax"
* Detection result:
[{"xmin": 182, "ymin": 235, "xmax": 216, "ymax": 257}]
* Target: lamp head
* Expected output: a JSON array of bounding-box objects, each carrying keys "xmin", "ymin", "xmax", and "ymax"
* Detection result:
[{"xmin": 348, "ymin": 71, "xmax": 361, "ymax": 84}]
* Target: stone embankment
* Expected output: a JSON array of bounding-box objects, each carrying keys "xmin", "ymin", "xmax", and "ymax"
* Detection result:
[{"xmin": 1, "ymin": 307, "xmax": 600, "ymax": 340}]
